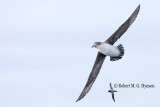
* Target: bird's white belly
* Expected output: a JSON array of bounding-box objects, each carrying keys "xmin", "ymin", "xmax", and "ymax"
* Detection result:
[{"xmin": 97, "ymin": 44, "xmax": 120, "ymax": 57}]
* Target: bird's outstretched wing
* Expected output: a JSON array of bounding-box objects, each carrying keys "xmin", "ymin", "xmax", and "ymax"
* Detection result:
[
  {"xmin": 76, "ymin": 52, "xmax": 106, "ymax": 102},
  {"xmin": 76, "ymin": 5, "xmax": 140, "ymax": 102},
  {"xmin": 106, "ymin": 5, "xmax": 140, "ymax": 45},
  {"xmin": 112, "ymin": 93, "xmax": 115, "ymax": 102},
  {"xmin": 110, "ymin": 83, "xmax": 113, "ymax": 90}
]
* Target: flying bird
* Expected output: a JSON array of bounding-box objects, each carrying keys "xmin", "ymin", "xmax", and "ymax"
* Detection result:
[
  {"xmin": 76, "ymin": 5, "xmax": 140, "ymax": 102},
  {"xmin": 108, "ymin": 83, "xmax": 117, "ymax": 102}
]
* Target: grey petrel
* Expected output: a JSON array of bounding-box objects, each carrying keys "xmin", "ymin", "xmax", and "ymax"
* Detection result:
[{"xmin": 76, "ymin": 5, "xmax": 140, "ymax": 102}]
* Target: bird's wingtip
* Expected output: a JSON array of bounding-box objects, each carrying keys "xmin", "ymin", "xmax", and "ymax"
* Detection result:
[
  {"xmin": 136, "ymin": 4, "xmax": 140, "ymax": 11},
  {"xmin": 76, "ymin": 99, "xmax": 79, "ymax": 102},
  {"xmin": 138, "ymin": 4, "xmax": 140, "ymax": 9},
  {"xmin": 76, "ymin": 97, "xmax": 81, "ymax": 102}
]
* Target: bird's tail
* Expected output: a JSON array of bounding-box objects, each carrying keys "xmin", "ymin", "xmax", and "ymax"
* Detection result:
[
  {"xmin": 117, "ymin": 44, "xmax": 124, "ymax": 57},
  {"xmin": 110, "ymin": 44, "xmax": 124, "ymax": 61}
]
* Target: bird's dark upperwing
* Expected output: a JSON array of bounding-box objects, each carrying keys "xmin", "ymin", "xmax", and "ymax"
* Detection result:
[
  {"xmin": 76, "ymin": 5, "xmax": 140, "ymax": 102},
  {"xmin": 76, "ymin": 52, "xmax": 106, "ymax": 102},
  {"xmin": 110, "ymin": 83, "xmax": 113, "ymax": 90},
  {"xmin": 106, "ymin": 5, "xmax": 140, "ymax": 45},
  {"xmin": 112, "ymin": 93, "xmax": 115, "ymax": 102}
]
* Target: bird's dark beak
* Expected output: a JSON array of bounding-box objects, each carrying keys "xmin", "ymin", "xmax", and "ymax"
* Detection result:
[{"xmin": 92, "ymin": 45, "xmax": 95, "ymax": 48}]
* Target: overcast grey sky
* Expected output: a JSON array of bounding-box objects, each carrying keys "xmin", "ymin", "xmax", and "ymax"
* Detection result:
[{"xmin": 0, "ymin": 0, "xmax": 160, "ymax": 107}]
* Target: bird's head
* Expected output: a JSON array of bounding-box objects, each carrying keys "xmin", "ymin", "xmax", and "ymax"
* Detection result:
[{"xmin": 92, "ymin": 42, "xmax": 102, "ymax": 48}]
